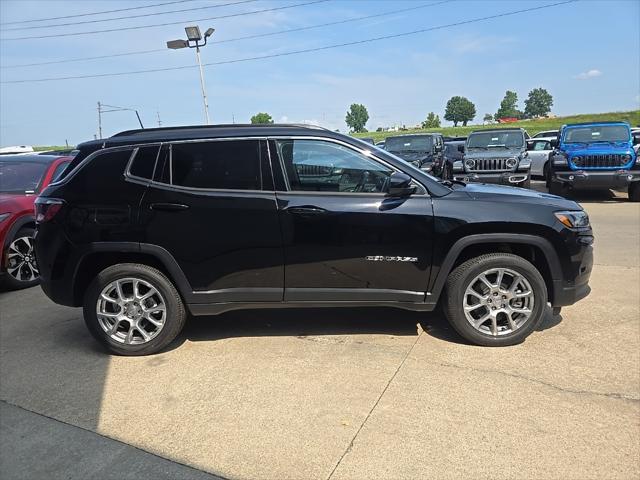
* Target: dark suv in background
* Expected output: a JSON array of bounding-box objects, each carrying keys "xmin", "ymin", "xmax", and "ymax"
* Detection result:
[
  {"xmin": 35, "ymin": 125, "xmax": 592, "ymax": 355},
  {"xmin": 453, "ymin": 128, "xmax": 531, "ymax": 188},
  {"xmin": 384, "ymin": 133, "xmax": 447, "ymax": 177}
]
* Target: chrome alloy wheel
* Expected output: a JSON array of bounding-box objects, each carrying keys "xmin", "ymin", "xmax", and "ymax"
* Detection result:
[
  {"xmin": 96, "ymin": 277, "xmax": 166, "ymax": 345},
  {"xmin": 6, "ymin": 236, "xmax": 39, "ymax": 283},
  {"xmin": 463, "ymin": 268, "xmax": 535, "ymax": 336}
]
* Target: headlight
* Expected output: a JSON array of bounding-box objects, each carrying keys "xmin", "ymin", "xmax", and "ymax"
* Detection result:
[
  {"xmin": 506, "ymin": 158, "xmax": 517, "ymax": 168},
  {"xmin": 555, "ymin": 210, "xmax": 590, "ymax": 228},
  {"xmin": 552, "ymin": 154, "xmax": 568, "ymax": 166},
  {"xmin": 464, "ymin": 159, "xmax": 475, "ymax": 169},
  {"xmin": 0, "ymin": 213, "xmax": 10, "ymax": 223}
]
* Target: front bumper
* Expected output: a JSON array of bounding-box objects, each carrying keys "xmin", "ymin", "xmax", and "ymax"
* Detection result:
[
  {"xmin": 552, "ymin": 243, "xmax": 593, "ymax": 307},
  {"xmin": 453, "ymin": 171, "xmax": 529, "ymax": 185},
  {"xmin": 554, "ymin": 169, "xmax": 640, "ymax": 189}
]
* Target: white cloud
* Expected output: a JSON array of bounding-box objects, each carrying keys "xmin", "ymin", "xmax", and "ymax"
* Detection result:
[{"xmin": 575, "ymin": 69, "xmax": 603, "ymax": 80}]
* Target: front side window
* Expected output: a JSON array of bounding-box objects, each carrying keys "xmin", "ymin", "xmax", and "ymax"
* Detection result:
[
  {"xmin": 275, "ymin": 139, "xmax": 392, "ymax": 193},
  {"xmin": 533, "ymin": 141, "xmax": 551, "ymax": 151},
  {"xmin": 161, "ymin": 140, "xmax": 261, "ymax": 190}
]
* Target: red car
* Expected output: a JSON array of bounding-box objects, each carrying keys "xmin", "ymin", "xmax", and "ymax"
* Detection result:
[{"xmin": 0, "ymin": 154, "xmax": 72, "ymax": 289}]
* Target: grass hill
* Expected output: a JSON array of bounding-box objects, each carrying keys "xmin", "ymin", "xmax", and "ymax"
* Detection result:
[{"xmin": 354, "ymin": 110, "xmax": 640, "ymax": 142}]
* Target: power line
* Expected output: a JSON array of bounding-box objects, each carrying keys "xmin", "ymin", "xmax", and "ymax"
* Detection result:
[
  {"xmin": 1, "ymin": 0, "xmax": 259, "ymax": 31},
  {"xmin": 0, "ymin": 1, "xmax": 578, "ymax": 85},
  {"xmin": 1, "ymin": 0, "xmax": 451, "ymax": 69},
  {"xmin": 0, "ymin": 0, "xmax": 329, "ymax": 41},
  {"xmin": 0, "ymin": 0, "xmax": 196, "ymax": 26}
]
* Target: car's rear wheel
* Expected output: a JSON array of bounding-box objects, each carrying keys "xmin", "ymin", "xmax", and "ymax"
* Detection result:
[
  {"xmin": 444, "ymin": 253, "xmax": 547, "ymax": 346},
  {"xmin": 83, "ymin": 263, "xmax": 186, "ymax": 356},
  {"xmin": 1, "ymin": 227, "xmax": 40, "ymax": 290},
  {"xmin": 629, "ymin": 182, "xmax": 640, "ymax": 202}
]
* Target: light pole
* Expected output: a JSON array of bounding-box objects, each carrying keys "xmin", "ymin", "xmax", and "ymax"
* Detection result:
[{"xmin": 167, "ymin": 26, "xmax": 215, "ymax": 124}]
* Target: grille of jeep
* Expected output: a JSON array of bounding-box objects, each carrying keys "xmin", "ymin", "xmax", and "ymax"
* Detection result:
[
  {"xmin": 570, "ymin": 154, "xmax": 628, "ymax": 169},
  {"xmin": 468, "ymin": 158, "xmax": 511, "ymax": 172}
]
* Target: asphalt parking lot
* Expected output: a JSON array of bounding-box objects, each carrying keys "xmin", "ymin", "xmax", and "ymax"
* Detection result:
[{"xmin": 1, "ymin": 184, "xmax": 639, "ymax": 480}]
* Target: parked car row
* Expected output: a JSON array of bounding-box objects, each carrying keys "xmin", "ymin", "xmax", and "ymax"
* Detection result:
[{"xmin": 368, "ymin": 121, "xmax": 640, "ymax": 201}]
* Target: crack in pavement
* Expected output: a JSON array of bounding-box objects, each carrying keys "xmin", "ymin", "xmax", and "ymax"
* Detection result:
[
  {"xmin": 326, "ymin": 328, "xmax": 424, "ymax": 480},
  {"xmin": 433, "ymin": 362, "xmax": 640, "ymax": 403}
]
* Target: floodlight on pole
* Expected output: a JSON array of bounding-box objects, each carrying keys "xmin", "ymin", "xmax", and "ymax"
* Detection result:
[{"xmin": 166, "ymin": 25, "xmax": 214, "ymax": 124}]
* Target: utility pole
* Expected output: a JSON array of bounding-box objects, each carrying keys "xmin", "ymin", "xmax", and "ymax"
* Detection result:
[
  {"xmin": 97, "ymin": 101, "xmax": 103, "ymax": 139},
  {"xmin": 156, "ymin": 111, "xmax": 162, "ymax": 127}
]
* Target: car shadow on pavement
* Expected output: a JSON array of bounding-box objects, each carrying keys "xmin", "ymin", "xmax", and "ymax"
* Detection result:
[{"xmin": 170, "ymin": 304, "xmax": 564, "ymax": 350}]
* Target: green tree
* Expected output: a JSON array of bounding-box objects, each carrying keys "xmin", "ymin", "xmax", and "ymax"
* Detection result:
[
  {"xmin": 444, "ymin": 96, "xmax": 476, "ymax": 127},
  {"xmin": 483, "ymin": 113, "xmax": 493, "ymax": 124},
  {"xmin": 421, "ymin": 112, "xmax": 441, "ymax": 128},
  {"xmin": 495, "ymin": 90, "xmax": 519, "ymax": 120},
  {"xmin": 524, "ymin": 88, "xmax": 554, "ymax": 118},
  {"xmin": 250, "ymin": 112, "xmax": 274, "ymax": 124},
  {"xmin": 345, "ymin": 103, "xmax": 369, "ymax": 133}
]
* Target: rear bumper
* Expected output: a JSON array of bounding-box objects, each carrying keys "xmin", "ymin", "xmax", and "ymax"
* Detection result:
[
  {"xmin": 453, "ymin": 171, "xmax": 529, "ymax": 185},
  {"xmin": 554, "ymin": 169, "xmax": 640, "ymax": 189}
]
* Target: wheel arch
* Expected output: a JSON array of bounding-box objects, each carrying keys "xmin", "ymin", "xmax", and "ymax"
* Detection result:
[
  {"xmin": 71, "ymin": 243, "xmax": 194, "ymax": 306},
  {"xmin": 428, "ymin": 234, "xmax": 562, "ymax": 304}
]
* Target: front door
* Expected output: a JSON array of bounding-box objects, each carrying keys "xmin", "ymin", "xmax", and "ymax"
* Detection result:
[
  {"xmin": 140, "ymin": 138, "xmax": 283, "ymax": 303},
  {"xmin": 270, "ymin": 138, "xmax": 434, "ymax": 303}
]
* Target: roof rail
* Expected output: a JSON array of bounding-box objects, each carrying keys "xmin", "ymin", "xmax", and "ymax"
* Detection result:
[{"xmin": 111, "ymin": 123, "xmax": 329, "ymax": 137}]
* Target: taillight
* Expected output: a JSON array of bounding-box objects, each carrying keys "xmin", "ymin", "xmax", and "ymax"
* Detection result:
[{"xmin": 34, "ymin": 198, "xmax": 64, "ymax": 223}]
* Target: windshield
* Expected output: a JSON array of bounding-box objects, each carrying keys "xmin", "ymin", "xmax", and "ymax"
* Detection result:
[
  {"xmin": 0, "ymin": 161, "xmax": 48, "ymax": 193},
  {"xmin": 467, "ymin": 131, "xmax": 524, "ymax": 149},
  {"xmin": 563, "ymin": 125, "xmax": 630, "ymax": 144},
  {"xmin": 385, "ymin": 136, "xmax": 433, "ymax": 153}
]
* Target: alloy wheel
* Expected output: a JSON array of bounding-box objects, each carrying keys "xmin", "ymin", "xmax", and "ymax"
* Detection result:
[
  {"xmin": 463, "ymin": 267, "xmax": 535, "ymax": 336},
  {"xmin": 96, "ymin": 277, "xmax": 167, "ymax": 345},
  {"xmin": 6, "ymin": 236, "xmax": 39, "ymax": 283}
]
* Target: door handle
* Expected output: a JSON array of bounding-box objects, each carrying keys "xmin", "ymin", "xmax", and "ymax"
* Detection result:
[
  {"xmin": 150, "ymin": 202, "xmax": 190, "ymax": 211},
  {"xmin": 284, "ymin": 206, "xmax": 328, "ymax": 216}
]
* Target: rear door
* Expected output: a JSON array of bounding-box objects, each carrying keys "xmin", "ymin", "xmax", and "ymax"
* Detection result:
[
  {"xmin": 139, "ymin": 138, "xmax": 283, "ymax": 302},
  {"xmin": 269, "ymin": 137, "xmax": 434, "ymax": 303}
]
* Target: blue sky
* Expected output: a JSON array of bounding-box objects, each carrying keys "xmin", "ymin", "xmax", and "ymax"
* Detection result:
[{"xmin": 1, "ymin": 0, "xmax": 638, "ymax": 145}]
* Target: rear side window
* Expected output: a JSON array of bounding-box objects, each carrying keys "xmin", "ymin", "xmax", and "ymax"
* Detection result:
[
  {"xmin": 161, "ymin": 140, "xmax": 261, "ymax": 190},
  {"xmin": 129, "ymin": 145, "xmax": 159, "ymax": 180}
]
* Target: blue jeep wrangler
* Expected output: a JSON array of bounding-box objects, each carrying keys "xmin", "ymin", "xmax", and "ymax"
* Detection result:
[{"xmin": 549, "ymin": 121, "xmax": 640, "ymax": 201}]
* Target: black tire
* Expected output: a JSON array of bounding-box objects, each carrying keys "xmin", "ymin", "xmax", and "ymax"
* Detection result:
[
  {"xmin": 83, "ymin": 263, "xmax": 186, "ymax": 356},
  {"xmin": 548, "ymin": 179, "xmax": 567, "ymax": 197},
  {"xmin": 443, "ymin": 253, "xmax": 547, "ymax": 347},
  {"xmin": 629, "ymin": 183, "xmax": 640, "ymax": 202},
  {"xmin": 543, "ymin": 163, "xmax": 551, "ymax": 188},
  {"xmin": 518, "ymin": 177, "xmax": 531, "ymax": 189},
  {"xmin": 0, "ymin": 227, "xmax": 40, "ymax": 290}
]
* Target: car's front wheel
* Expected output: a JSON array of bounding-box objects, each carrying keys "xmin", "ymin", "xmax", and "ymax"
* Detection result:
[
  {"xmin": 1, "ymin": 227, "xmax": 40, "ymax": 290},
  {"xmin": 83, "ymin": 263, "xmax": 186, "ymax": 356},
  {"xmin": 444, "ymin": 253, "xmax": 547, "ymax": 346}
]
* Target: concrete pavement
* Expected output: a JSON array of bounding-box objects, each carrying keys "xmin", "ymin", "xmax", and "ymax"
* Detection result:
[{"xmin": 1, "ymin": 187, "xmax": 638, "ymax": 479}]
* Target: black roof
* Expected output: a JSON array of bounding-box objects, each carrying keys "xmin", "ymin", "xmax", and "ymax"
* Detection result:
[
  {"xmin": 469, "ymin": 127, "xmax": 526, "ymax": 133},
  {"xmin": 79, "ymin": 124, "xmax": 336, "ymax": 150}
]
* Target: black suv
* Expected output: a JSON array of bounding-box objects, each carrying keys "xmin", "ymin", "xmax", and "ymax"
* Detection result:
[
  {"xmin": 35, "ymin": 125, "xmax": 593, "ymax": 355},
  {"xmin": 384, "ymin": 133, "xmax": 447, "ymax": 177}
]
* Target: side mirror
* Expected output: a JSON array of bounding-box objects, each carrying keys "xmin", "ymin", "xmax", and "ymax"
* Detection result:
[
  {"xmin": 550, "ymin": 138, "xmax": 559, "ymax": 148},
  {"xmin": 386, "ymin": 172, "xmax": 416, "ymax": 197},
  {"xmin": 457, "ymin": 144, "xmax": 465, "ymax": 153}
]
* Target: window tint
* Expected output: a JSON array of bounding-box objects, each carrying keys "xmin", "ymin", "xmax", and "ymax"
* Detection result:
[
  {"xmin": 275, "ymin": 139, "xmax": 392, "ymax": 193},
  {"xmin": 129, "ymin": 145, "xmax": 159, "ymax": 179},
  {"xmin": 165, "ymin": 140, "xmax": 261, "ymax": 190}
]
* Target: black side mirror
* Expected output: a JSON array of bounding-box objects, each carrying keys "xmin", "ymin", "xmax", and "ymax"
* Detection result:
[
  {"xmin": 386, "ymin": 172, "xmax": 416, "ymax": 197},
  {"xmin": 457, "ymin": 144, "xmax": 465, "ymax": 153},
  {"xmin": 550, "ymin": 138, "xmax": 559, "ymax": 148}
]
